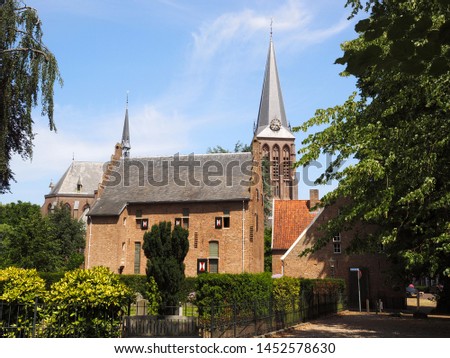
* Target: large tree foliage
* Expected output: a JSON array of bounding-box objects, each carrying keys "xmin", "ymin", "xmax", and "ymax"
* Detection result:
[
  {"xmin": 0, "ymin": 0, "xmax": 61, "ymax": 193},
  {"xmin": 143, "ymin": 221, "xmax": 189, "ymax": 314},
  {"xmin": 206, "ymin": 140, "xmax": 252, "ymax": 154},
  {"xmin": 295, "ymin": 0, "xmax": 450, "ymax": 305},
  {"xmin": 0, "ymin": 202, "xmax": 85, "ymax": 271}
]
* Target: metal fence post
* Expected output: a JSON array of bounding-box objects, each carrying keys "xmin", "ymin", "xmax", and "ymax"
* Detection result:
[
  {"xmin": 233, "ymin": 301, "xmax": 237, "ymax": 338},
  {"xmin": 32, "ymin": 297, "xmax": 38, "ymax": 338},
  {"xmin": 210, "ymin": 301, "xmax": 214, "ymax": 338}
]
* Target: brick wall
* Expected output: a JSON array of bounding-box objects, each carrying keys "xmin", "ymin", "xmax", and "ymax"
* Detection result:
[
  {"xmin": 86, "ymin": 199, "xmax": 264, "ymax": 276},
  {"xmin": 279, "ymin": 201, "xmax": 405, "ymax": 308},
  {"xmin": 42, "ymin": 195, "xmax": 95, "ymax": 220}
]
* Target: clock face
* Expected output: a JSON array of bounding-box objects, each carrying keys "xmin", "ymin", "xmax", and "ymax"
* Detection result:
[{"xmin": 270, "ymin": 118, "xmax": 282, "ymax": 131}]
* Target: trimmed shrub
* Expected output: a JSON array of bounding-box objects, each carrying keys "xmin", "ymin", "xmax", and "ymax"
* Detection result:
[
  {"xmin": 273, "ymin": 276, "xmax": 301, "ymax": 311},
  {"xmin": 195, "ymin": 273, "xmax": 273, "ymax": 319},
  {"xmin": 42, "ymin": 267, "xmax": 132, "ymax": 337},
  {"xmin": 0, "ymin": 267, "xmax": 46, "ymax": 303},
  {"xmin": 0, "ymin": 267, "xmax": 46, "ymax": 337}
]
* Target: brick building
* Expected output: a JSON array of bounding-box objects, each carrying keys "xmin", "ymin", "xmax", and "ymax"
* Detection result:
[
  {"xmin": 272, "ymin": 192, "xmax": 405, "ymax": 309},
  {"xmin": 86, "ymin": 142, "xmax": 264, "ymax": 275},
  {"xmin": 41, "ymin": 161, "xmax": 104, "ymax": 222}
]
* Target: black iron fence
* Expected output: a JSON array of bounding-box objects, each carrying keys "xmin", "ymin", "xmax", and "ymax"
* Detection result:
[
  {"xmin": 198, "ymin": 292, "xmax": 346, "ymax": 338},
  {"xmin": 0, "ymin": 300, "xmax": 124, "ymax": 338},
  {"xmin": 1, "ymin": 292, "xmax": 345, "ymax": 338}
]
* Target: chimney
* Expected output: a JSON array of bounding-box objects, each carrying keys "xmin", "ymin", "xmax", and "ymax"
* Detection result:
[{"xmin": 309, "ymin": 189, "xmax": 320, "ymax": 210}]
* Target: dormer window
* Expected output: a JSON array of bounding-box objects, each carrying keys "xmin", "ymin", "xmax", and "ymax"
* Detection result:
[{"xmin": 77, "ymin": 176, "xmax": 83, "ymax": 192}]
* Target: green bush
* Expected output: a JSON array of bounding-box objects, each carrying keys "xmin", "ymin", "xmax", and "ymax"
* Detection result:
[
  {"xmin": 196, "ymin": 273, "xmax": 272, "ymax": 306},
  {"xmin": 195, "ymin": 273, "xmax": 273, "ymax": 318},
  {"xmin": 0, "ymin": 267, "xmax": 46, "ymax": 337},
  {"xmin": 273, "ymin": 276, "xmax": 301, "ymax": 311},
  {"xmin": 42, "ymin": 267, "xmax": 132, "ymax": 337},
  {"xmin": 38, "ymin": 272, "xmax": 65, "ymax": 289},
  {"xmin": 195, "ymin": 274, "xmax": 345, "ymax": 320},
  {"xmin": 118, "ymin": 274, "xmax": 148, "ymax": 295},
  {"xmin": 0, "ymin": 267, "xmax": 46, "ymax": 303},
  {"xmin": 179, "ymin": 277, "xmax": 197, "ymax": 303}
]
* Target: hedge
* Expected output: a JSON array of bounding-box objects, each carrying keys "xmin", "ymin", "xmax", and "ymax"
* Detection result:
[{"xmin": 195, "ymin": 273, "xmax": 345, "ymax": 319}]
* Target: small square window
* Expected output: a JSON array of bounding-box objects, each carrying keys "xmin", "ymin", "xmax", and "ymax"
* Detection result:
[
  {"xmin": 136, "ymin": 209, "xmax": 142, "ymax": 218},
  {"xmin": 175, "ymin": 217, "xmax": 189, "ymax": 229},
  {"xmin": 209, "ymin": 259, "xmax": 218, "ymax": 273},
  {"xmin": 182, "ymin": 208, "xmax": 190, "ymax": 217},
  {"xmin": 333, "ymin": 242, "xmax": 341, "ymax": 254},
  {"xmin": 333, "ymin": 233, "xmax": 341, "ymax": 242}
]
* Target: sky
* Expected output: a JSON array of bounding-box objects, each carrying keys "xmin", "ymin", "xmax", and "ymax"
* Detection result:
[{"xmin": 1, "ymin": 0, "xmax": 363, "ymax": 205}]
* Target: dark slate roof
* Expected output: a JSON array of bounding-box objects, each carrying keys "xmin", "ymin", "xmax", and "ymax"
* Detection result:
[
  {"xmin": 47, "ymin": 161, "xmax": 104, "ymax": 196},
  {"xmin": 89, "ymin": 152, "xmax": 254, "ymax": 216}
]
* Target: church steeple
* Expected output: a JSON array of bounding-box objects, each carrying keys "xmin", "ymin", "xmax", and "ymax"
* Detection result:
[
  {"xmin": 253, "ymin": 35, "xmax": 297, "ymax": 200},
  {"xmin": 254, "ymin": 38, "xmax": 294, "ymax": 140},
  {"xmin": 121, "ymin": 94, "xmax": 131, "ymax": 158}
]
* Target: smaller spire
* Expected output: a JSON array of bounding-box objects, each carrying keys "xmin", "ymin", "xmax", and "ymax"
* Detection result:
[
  {"xmin": 270, "ymin": 18, "xmax": 273, "ymax": 39},
  {"xmin": 121, "ymin": 92, "xmax": 131, "ymax": 158}
]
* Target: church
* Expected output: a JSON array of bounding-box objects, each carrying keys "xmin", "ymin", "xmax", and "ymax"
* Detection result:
[{"xmin": 43, "ymin": 36, "xmax": 298, "ymax": 276}]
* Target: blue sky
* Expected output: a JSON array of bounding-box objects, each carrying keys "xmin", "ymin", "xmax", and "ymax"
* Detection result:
[{"xmin": 1, "ymin": 0, "xmax": 362, "ymax": 205}]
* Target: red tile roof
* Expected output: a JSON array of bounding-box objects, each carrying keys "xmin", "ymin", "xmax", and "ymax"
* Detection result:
[{"xmin": 272, "ymin": 200, "xmax": 319, "ymax": 250}]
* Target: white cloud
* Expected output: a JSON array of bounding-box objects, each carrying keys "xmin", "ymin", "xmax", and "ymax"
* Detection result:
[
  {"xmin": 128, "ymin": 104, "xmax": 204, "ymax": 157},
  {"xmin": 190, "ymin": 0, "xmax": 348, "ymax": 63}
]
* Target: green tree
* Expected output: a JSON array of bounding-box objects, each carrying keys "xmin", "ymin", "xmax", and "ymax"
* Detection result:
[
  {"xmin": 264, "ymin": 227, "xmax": 272, "ymax": 272},
  {"xmin": 143, "ymin": 221, "xmax": 189, "ymax": 314},
  {"xmin": 206, "ymin": 140, "xmax": 251, "ymax": 153},
  {"xmin": 0, "ymin": 0, "xmax": 62, "ymax": 193},
  {"xmin": 295, "ymin": 0, "xmax": 450, "ymax": 310},
  {"xmin": 0, "ymin": 202, "xmax": 85, "ymax": 272},
  {"xmin": 47, "ymin": 204, "xmax": 86, "ymax": 271},
  {"xmin": 261, "ymin": 157, "xmax": 273, "ymax": 226},
  {"xmin": 0, "ymin": 202, "xmax": 57, "ymax": 271}
]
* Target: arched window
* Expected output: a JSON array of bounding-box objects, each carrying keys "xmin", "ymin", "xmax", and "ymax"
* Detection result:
[
  {"xmin": 272, "ymin": 145, "xmax": 280, "ymax": 180},
  {"xmin": 80, "ymin": 204, "xmax": 90, "ymax": 224},
  {"xmin": 262, "ymin": 144, "xmax": 270, "ymax": 159},
  {"xmin": 283, "ymin": 145, "xmax": 291, "ymax": 179},
  {"xmin": 64, "ymin": 203, "xmax": 71, "ymax": 211},
  {"xmin": 47, "ymin": 203, "xmax": 53, "ymax": 214}
]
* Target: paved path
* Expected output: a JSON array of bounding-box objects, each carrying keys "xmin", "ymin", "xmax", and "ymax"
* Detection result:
[{"xmin": 270, "ymin": 311, "xmax": 450, "ymax": 338}]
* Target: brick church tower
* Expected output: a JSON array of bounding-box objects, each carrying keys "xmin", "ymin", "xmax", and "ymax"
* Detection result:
[{"xmin": 253, "ymin": 37, "xmax": 297, "ymax": 200}]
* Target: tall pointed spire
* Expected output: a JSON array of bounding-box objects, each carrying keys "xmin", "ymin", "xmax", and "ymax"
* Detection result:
[
  {"xmin": 254, "ymin": 37, "xmax": 294, "ymax": 139},
  {"xmin": 121, "ymin": 93, "xmax": 131, "ymax": 158}
]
